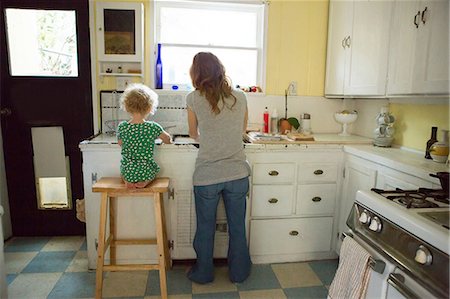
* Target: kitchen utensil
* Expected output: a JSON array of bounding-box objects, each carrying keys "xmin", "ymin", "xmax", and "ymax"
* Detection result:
[
  {"xmin": 429, "ymin": 172, "xmax": 449, "ymax": 193},
  {"xmin": 373, "ymin": 106, "xmax": 395, "ymax": 147}
]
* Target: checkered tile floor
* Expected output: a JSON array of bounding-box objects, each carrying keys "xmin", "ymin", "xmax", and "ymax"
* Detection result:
[{"xmin": 4, "ymin": 236, "xmax": 338, "ymax": 298}]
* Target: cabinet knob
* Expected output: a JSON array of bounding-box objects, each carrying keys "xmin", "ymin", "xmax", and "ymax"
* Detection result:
[
  {"xmin": 345, "ymin": 36, "xmax": 351, "ymax": 48},
  {"xmin": 289, "ymin": 230, "xmax": 299, "ymax": 236},
  {"xmin": 268, "ymin": 170, "xmax": 279, "ymax": 176},
  {"xmin": 311, "ymin": 196, "xmax": 322, "ymax": 202},
  {"xmin": 414, "ymin": 11, "xmax": 420, "ymax": 28},
  {"xmin": 421, "ymin": 7, "xmax": 428, "ymax": 24},
  {"xmin": 268, "ymin": 198, "xmax": 278, "ymax": 204},
  {"xmin": 313, "ymin": 169, "xmax": 324, "ymax": 175}
]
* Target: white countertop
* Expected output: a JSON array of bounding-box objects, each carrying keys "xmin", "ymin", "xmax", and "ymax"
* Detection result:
[
  {"xmin": 80, "ymin": 133, "xmax": 373, "ymax": 149},
  {"xmin": 344, "ymin": 144, "xmax": 450, "ymax": 183}
]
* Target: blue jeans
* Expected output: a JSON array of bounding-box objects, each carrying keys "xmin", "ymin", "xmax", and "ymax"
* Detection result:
[{"xmin": 188, "ymin": 177, "xmax": 252, "ymax": 284}]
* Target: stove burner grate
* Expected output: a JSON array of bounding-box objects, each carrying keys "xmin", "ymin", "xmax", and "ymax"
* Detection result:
[{"xmin": 371, "ymin": 188, "xmax": 447, "ymax": 208}]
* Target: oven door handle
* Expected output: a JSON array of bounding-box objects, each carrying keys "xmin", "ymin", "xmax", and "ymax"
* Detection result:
[{"xmin": 388, "ymin": 273, "xmax": 420, "ymax": 299}]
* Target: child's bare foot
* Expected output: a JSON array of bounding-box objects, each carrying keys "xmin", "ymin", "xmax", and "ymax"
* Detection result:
[
  {"xmin": 135, "ymin": 180, "xmax": 150, "ymax": 188},
  {"xmin": 125, "ymin": 181, "xmax": 136, "ymax": 189}
]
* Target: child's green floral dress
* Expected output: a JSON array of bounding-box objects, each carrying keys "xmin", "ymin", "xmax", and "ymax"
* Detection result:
[{"xmin": 117, "ymin": 121, "xmax": 163, "ymax": 183}]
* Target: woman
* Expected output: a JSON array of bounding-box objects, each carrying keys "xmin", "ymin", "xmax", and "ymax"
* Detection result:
[{"xmin": 186, "ymin": 52, "xmax": 252, "ymax": 284}]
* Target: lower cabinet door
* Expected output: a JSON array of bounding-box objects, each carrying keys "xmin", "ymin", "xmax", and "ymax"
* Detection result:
[
  {"xmin": 251, "ymin": 185, "xmax": 294, "ymax": 217},
  {"xmin": 297, "ymin": 184, "xmax": 337, "ymax": 216},
  {"xmin": 249, "ymin": 217, "xmax": 333, "ymax": 255}
]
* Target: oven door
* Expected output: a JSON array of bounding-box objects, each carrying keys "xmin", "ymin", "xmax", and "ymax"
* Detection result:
[
  {"xmin": 346, "ymin": 232, "xmax": 397, "ymax": 299},
  {"xmin": 387, "ymin": 268, "xmax": 437, "ymax": 299}
]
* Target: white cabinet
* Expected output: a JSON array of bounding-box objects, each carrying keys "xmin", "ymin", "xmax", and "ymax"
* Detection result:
[
  {"xmin": 95, "ymin": 2, "xmax": 144, "ymax": 77},
  {"xmin": 80, "ymin": 144, "xmax": 231, "ymax": 269},
  {"xmin": 250, "ymin": 217, "xmax": 333, "ymax": 256},
  {"xmin": 325, "ymin": 0, "xmax": 392, "ymax": 97},
  {"xmin": 337, "ymin": 154, "xmax": 377, "ymax": 252},
  {"xmin": 387, "ymin": 0, "xmax": 449, "ymax": 95},
  {"xmin": 376, "ymin": 167, "xmax": 434, "ymax": 190},
  {"xmin": 248, "ymin": 149, "xmax": 342, "ymax": 263}
]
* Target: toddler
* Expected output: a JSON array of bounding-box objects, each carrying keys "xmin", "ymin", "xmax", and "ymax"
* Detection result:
[{"xmin": 117, "ymin": 83, "xmax": 171, "ymax": 188}]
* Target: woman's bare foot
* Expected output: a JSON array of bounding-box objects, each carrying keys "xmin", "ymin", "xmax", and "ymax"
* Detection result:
[{"xmin": 135, "ymin": 180, "xmax": 150, "ymax": 188}]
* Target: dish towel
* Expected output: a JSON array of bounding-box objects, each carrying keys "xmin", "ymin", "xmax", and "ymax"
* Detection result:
[{"xmin": 328, "ymin": 236, "xmax": 372, "ymax": 299}]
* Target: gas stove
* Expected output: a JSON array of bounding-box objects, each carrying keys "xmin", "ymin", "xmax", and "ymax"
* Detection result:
[
  {"xmin": 370, "ymin": 187, "xmax": 449, "ymax": 232},
  {"xmin": 372, "ymin": 187, "xmax": 449, "ymax": 208},
  {"xmin": 347, "ymin": 188, "xmax": 450, "ymax": 298}
]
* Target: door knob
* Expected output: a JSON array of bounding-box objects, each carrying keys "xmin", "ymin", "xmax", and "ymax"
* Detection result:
[{"xmin": 0, "ymin": 108, "xmax": 11, "ymax": 117}]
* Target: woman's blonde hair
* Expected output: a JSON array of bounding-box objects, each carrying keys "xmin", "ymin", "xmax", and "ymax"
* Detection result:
[
  {"xmin": 190, "ymin": 52, "xmax": 236, "ymax": 114},
  {"xmin": 120, "ymin": 83, "xmax": 158, "ymax": 115}
]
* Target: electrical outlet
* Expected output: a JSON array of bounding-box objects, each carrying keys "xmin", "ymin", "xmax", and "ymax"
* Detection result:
[
  {"xmin": 116, "ymin": 77, "xmax": 132, "ymax": 91},
  {"xmin": 289, "ymin": 81, "xmax": 297, "ymax": 96}
]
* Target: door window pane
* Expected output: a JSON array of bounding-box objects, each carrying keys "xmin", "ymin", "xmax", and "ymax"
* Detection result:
[{"xmin": 5, "ymin": 8, "xmax": 78, "ymax": 77}]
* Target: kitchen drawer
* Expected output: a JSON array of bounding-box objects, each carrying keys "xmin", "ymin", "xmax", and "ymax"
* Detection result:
[
  {"xmin": 296, "ymin": 184, "xmax": 336, "ymax": 216},
  {"xmin": 249, "ymin": 217, "xmax": 333, "ymax": 255},
  {"xmin": 252, "ymin": 163, "xmax": 295, "ymax": 184},
  {"xmin": 298, "ymin": 163, "xmax": 338, "ymax": 183},
  {"xmin": 251, "ymin": 185, "xmax": 294, "ymax": 217}
]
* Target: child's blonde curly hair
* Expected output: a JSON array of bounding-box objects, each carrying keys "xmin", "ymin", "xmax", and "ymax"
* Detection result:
[{"xmin": 120, "ymin": 83, "xmax": 159, "ymax": 115}]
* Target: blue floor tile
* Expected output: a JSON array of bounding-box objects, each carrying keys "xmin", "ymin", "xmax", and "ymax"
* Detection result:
[
  {"xmin": 79, "ymin": 238, "xmax": 87, "ymax": 251},
  {"xmin": 146, "ymin": 267, "xmax": 193, "ymax": 296},
  {"xmin": 47, "ymin": 272, "xmax": 96, "ymax": 298},
  {"xmin": 193, "ymin": 291, "xmax": 240, "ymax": 299},
  {"xmin": 4, "ymin": 237, "xmax": 51, "ymax": 252},
  {"xmin": 21, "ymin": 251, "xmax": 76, "ymax": 273},
  {"xmin": 236, "ymin": 264, "xmax": 281, "ymax": 291},
  {"xmin": 145, "ymin": 270, "xmax": 160, "ymax": 296},
  {"xmin": 6, "ymin": 274, "xmax": 17, "ymax": 285},
  {"xmin": 284, "ymin": 286, "xmax": 329, "ymax": 299},
  {"xmin": 308, "ymin": 259, "xmax": 338, "ymax": 285}
]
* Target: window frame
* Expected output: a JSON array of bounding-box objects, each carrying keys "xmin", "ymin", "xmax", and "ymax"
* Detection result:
[{"xmin": 152, "ymin": 0, "xmax": 268, "ymax": 91}]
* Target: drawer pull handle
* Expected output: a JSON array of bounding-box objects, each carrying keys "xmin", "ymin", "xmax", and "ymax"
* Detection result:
[
  {"xmin": 314, "ymin": 169, "xmax": 324, "ymax": 175},
  {"xmin": 268, "ymin": 170, "xmax": 279, "ymax": 176},
  {"xmin": 289, "ymin": 230, "xmax": 299, "ymax": 236},
  {"xmin": 268, "ymin": 198, "xmax": 278, "ymax": 204},
  {"xmin": 312, "ymin": 196, "xmax": 322, "ymax": 202}
]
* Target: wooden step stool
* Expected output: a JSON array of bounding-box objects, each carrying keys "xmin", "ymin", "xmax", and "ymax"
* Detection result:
[{"xmin": 92, "ymin": 177, "xmax": 171, "ymax": 299}]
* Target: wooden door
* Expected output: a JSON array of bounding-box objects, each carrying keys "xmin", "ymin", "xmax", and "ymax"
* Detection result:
[{"xmin": 0, "ymin": 0, "xmax": 93, "ymax": 236}]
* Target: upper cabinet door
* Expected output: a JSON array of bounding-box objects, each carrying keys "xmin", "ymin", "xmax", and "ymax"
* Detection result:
[
  {"xmin": 388, "ymin": 0, "xmax": 449, "ymax": 95},
  {"xmin": 96, "ymin": 2, "xmax": 143, "ymax": 62},
  {"xmin": 386, "ymin": 1, "xmax": 420, "ymax": 95},
  {"xmin": 324, "ymin": 0, "xmax": 353, "ymax": 96},
  {"xmin": 325, "ymin": 0, "xmax": 391, "ymax": 98},
  {"xmin": 343, "ymin": 0, "xmax": 392, "ymax": 96},
  {"xmin": 413, "ymin": 0, "xmax": 449, "ymax": 94}
]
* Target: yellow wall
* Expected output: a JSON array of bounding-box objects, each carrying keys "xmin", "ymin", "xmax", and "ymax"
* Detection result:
[
  {"xmin": 390, "ymin": 104, "xmax": 450, "ymax": 151},
  {"xmin": 265, "ymin": 0, "xmax": 328, "ymax": 96}
]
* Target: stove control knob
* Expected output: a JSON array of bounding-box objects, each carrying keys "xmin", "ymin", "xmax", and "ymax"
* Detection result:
[
  {"xmin": 359, "ymin": 210, "xmax": 371, "ymax": 224},
  {"xmin": 369, "ymin": 216, "xmax": 382, "ymax": 232},
  {"xmin": 415, "ymin": 245, "xmax": 432, "ymax": 266}
]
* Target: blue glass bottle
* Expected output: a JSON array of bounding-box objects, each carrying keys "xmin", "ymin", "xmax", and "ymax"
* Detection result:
[{"xmin": 155, "ymin": 43, "xmax": 163, "ymax": 89}]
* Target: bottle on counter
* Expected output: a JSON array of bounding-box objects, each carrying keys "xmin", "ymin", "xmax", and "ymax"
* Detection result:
[
  {"xmin": 263, "ymin": 107, "xmax": 269, "ymax": 133},
  {"xmin": 155, "ymin": 43, "xmax": 163, "ymax": 89},
  {"xmin": 429, "ymin": 129, "xmax": 449, "ymax": 163},
  {"xmin": 425, "ymin": 126, "xmax": 438, "ymax": 159},
  {"xmin": 270, "ymin": 109, "xmax": 279, "ymax": 134}
]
